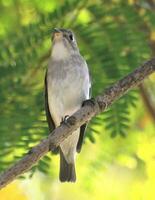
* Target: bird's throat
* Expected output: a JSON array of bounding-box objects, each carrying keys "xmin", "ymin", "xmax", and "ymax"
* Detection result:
[{"xmin": 51, "ymin": 42, "xmax": 69, "ymax": 60}]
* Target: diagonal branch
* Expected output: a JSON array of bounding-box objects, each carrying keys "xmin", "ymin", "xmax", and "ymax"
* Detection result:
[{"xmin": 0, "ymin": 58, "xmax": 155, "ymax": 189}]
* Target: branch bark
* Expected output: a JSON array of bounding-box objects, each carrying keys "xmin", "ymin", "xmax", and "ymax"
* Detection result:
[{"xmin": 0, "ymin": 58, "xmax": 155, "ymax": 189}]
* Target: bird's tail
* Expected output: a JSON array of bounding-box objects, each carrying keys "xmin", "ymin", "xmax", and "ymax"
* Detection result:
[{"xmin": 59, "ymin": 149, "xmax": 76, "ymax": 182}]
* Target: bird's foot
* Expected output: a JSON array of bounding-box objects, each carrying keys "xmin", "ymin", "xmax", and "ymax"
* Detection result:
[
  {"xmin": 61, "ymin": 115, "xmax": 70, "ymax": 125},
  {"xmin": 82, "ymin": 98, "xmax": 95, "ymax": 107},
  {"xmin": 60, "ymin": 115, "xmax": 76, "ymax": 127}
]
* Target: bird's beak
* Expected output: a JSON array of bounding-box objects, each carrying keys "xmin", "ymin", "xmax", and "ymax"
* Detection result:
[{"xmin": 53, "ymin": 28, "xmax": 63, "ymax": 41}]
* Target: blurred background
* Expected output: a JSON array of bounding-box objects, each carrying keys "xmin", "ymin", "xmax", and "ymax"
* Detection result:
[{"xmin": 0, "ymin": 0, "xmax": 155, "ymax": 199}]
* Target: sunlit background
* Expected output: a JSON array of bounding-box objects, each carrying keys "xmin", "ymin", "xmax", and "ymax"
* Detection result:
[{"xmin": 0, "ymin": 0, "xmax": 155, "ymax": 199}]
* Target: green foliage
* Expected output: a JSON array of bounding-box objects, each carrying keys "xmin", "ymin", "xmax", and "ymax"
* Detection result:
[{"xmin": 0, "ymin": 0, "xmax": 154, "ymax": 176}]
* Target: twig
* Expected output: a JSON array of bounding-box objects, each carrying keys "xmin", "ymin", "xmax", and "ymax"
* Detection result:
[{"xmin": 0, "ymin": 57, "xmax": 155, "ymax": 189}]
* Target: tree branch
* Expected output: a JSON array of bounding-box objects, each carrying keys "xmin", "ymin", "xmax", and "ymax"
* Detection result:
[{"xmin": 0, "ymin": 58, "xmax": 155, "ymax": 189}]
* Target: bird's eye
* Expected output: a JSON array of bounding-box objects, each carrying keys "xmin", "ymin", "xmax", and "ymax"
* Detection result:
[{"xmin": 69, "ymin": 34, "xmax": 74, "ymax": 41}]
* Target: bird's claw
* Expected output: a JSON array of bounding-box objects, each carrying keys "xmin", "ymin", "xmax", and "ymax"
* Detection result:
[
  {"xmin": 60, "ymin": 115, "xmax": 76, "ymax": 127},
  {"xmin": 61, "ymin": 115, "xmax": 70, "ymax": 125}
]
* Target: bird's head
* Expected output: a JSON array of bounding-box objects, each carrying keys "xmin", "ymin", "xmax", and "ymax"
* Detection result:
[{"xmin": 51, "ymin": 28, "xmax": 79, "ymax": 60}]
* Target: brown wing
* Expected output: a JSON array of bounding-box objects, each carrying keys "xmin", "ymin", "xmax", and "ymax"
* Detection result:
[
  {"xmin": 77, "ymin": 81, "xmax": 92, "ymax": 153},
  {"xmin": 45, "ymin": 72, "xmax": 56, "ymax": 132}
]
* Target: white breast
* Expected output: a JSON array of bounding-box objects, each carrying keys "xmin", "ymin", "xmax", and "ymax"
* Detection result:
[{"xmin": 47, "ymin": 69, "xmax": 85, "ymax": 126}]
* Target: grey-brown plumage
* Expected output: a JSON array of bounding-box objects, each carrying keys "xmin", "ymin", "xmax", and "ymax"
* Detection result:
[{"xmin": 45, "ymin": 28, "xmax": 91, "ymax": 182}]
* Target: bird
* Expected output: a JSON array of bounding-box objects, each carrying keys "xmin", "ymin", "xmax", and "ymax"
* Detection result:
[{"xmin": 45, "ymin": 28, "xmax": 91, "ymax": 182}]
